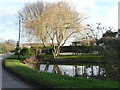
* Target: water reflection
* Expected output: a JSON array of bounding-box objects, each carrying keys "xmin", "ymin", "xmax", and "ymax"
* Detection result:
[
  {"xmin": 39, "ymin": 65, "xmax": 105, "ymax": 77},
  {"xmin": 31, "ymin": 63, "xmax": 119, "ymax": 81}
]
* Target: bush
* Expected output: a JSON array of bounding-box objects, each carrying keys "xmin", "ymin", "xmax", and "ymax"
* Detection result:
[
  {"xmin": 31, "ymin": 46, "xmax": 52, "ymax": 56},
  {"xmin": 97, "ymin": 37, "xmax": 120, "ymax": 52},
  {"xmin": 20, "ymin": 47, "xmax": 31, "ymax": 56}
]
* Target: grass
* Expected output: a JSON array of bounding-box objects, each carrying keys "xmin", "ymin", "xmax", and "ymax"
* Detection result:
[
  {"xmin": 3, "ymin": 55, "xmax": 119, "ymax": 88},
  {"xmin": 44, "ymin": 54, "xmax": 118, "ymax": 65},
  {"xmin": 7, "ymin": 55, "xmax": 30, "ymax": 62}
]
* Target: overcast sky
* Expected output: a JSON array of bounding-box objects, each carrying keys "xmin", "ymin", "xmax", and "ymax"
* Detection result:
[{"xmin": 0, "ymin": 0, "xmax": 119, "ymax": 44}]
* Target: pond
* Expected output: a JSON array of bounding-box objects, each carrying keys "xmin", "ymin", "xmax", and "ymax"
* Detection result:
[
  {"xmin": 31, "ymin": 62, "xmax": 119, "ymax": 82},
  {"xmin": 39, "ymin": 65, "xmax": 104, "ymax": 76}
]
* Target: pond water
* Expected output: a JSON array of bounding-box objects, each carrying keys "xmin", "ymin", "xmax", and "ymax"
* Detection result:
[
  {"xmin": 40, "ymin": 65, "xmax": 105, "ymax": 77},
  {"xmin": 31, "ymin": 62, "xmax": 119, "ymax": 82}
]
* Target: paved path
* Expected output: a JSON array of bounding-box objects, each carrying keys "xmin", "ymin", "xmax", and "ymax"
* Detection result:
[{"xmin": 0, "ymin": 54, "xmax": 35, "ymax": 89}]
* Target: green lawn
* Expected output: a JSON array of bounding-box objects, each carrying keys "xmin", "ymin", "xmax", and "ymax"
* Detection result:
[
  {"xmin": 44, "ymin": 54, "xmax": 118, "ymax": 65},
  {"xmin": 3, "ymin": 55, "xmax": 119, "ymax": 88}
]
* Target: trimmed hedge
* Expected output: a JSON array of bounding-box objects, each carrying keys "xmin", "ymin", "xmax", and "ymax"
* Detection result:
[
  {"xmin": 31, "ymin": 45, "xmax": 103, "ymax": 54},
  {"xmin": 60, "ymin": 45, "xmax": 103, "ymax": 53}
]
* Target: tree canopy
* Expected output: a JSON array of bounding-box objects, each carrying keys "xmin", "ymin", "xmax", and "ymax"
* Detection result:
[
  {"xmin": 18, "ymin": 2, "xmax": 87, "ymax": 59},
  {"xmin": 103, "ymin": 30, "xmax": 117, "ymax": 37}
]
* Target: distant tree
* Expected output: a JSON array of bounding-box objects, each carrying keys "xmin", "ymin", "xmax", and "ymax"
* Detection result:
[
  {"xmin": 85, "ymin": 23, "xmax": 116, "ymax": 40},
  {"xmin": 0, "ymin": 39, "xmax": 15, "ymax": 53},
  {"xmin": 103, "ymin": 30, "xmax": 117, "ymax": 37},
  {"xmin": 5, "ymin": 39, "xmax": 15, "ymax": 49},
  {"xmin": 0, "ymin": 43, "xmax": 4, "ymax": 53}
]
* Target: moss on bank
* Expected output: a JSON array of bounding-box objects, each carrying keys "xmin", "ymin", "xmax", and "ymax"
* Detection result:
[{"xmin": 3, "ymin": 55, "xmax": 119, "ymax": 88}]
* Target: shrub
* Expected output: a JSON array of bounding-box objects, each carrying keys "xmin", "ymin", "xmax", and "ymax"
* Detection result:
[{"xmin": 20, "ymin": 47, "xmax": 31, "ymax": 56}]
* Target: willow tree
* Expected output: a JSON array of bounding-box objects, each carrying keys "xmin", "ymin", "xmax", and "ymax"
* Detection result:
[{"xmin": 18, "ymin": 2, "xmax": 87, "ymax": 59}]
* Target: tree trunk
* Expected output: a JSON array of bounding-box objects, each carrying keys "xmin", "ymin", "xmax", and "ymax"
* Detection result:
[
  {"xmin": 44, "ymin": 64, "xmax": 49, "ymax": 72},
  {"xmin": 91, "ymin": 66, "xmax": 94, "ymax": 77},
  {"xmin": 98, "ymin": 66, "xmax": 100, "ymax": 76},
  {"xmin": 52, "ymin": 47, "xmax": 60, "ymax": 59},
  {"xmin": 75, "ymin": 66, "xmax": 78, "ymax": 76}
]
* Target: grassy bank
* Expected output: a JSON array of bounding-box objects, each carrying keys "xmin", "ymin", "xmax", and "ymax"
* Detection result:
[{"xmin": 3, "ymin": 55, "xmax": 119, "ymax": 88}]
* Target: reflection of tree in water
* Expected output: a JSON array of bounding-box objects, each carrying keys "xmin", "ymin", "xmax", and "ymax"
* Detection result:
[
  {"xmin": 34, "ymin": 64, "xmax": 62, "ymax": 74},
  {"xmin": 74, "ymin": 63, "xmax": 119, "ymax": 81},
  {"xmin": 44, "ymin": 64, "xmax": 62, "ymax": 74},
  {"xmin": 52, "ymin": 64, "xmax": 62, "ymax": 74},
  {"xmin": 33, "ymin": 63, "xmax": 119, "ymax": 82},
  {"xmin": 74, "ymin": 66, "xmax": 97, "ymax": 78},
  {"xmin": 44, "ymin": 64, "xmax": 49, "ymax": 72}
]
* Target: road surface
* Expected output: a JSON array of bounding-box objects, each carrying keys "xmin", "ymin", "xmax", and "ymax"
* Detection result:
[{"xmin": 0, "ymin": 54, "xmax": 35, "ymax": 89}]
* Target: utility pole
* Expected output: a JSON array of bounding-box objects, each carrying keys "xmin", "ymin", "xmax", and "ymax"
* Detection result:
[{"xmin": 18, "ymin": 20, "xmax": 21, "ymax": 59}]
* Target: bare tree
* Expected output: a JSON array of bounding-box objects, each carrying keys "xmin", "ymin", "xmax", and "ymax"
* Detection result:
[
  {"xmin": 18, "ymin": 2, "xmax": 49, "ymax": 47},
  {"xmin": 18, "ymin": 2, "xmax": 87, "ymax": 59},
  {"xmin": 1, "ymin": 39, "xmax": 15, "ymax": 53},
  {"xmin": 18, "ymin": 2, "xmax": 46, "ymax": 23},
  {"xmin": 73, "ymin": 27, "xmax": 95, "ymax": 45}
]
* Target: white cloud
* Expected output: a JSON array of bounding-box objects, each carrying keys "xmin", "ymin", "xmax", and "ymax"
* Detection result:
[
  {"xmin": 67, "ymin": 0, "xmax": 100, "ymax": 13},
  {"xmin": 84, "ymin": 0, "xmax": 118, "ymax": 30}
]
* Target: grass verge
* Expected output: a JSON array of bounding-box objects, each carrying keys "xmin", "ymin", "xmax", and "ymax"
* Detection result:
[{"xmin": 3, "ymin": 55, "xmax": 119, "ymax": 88}]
